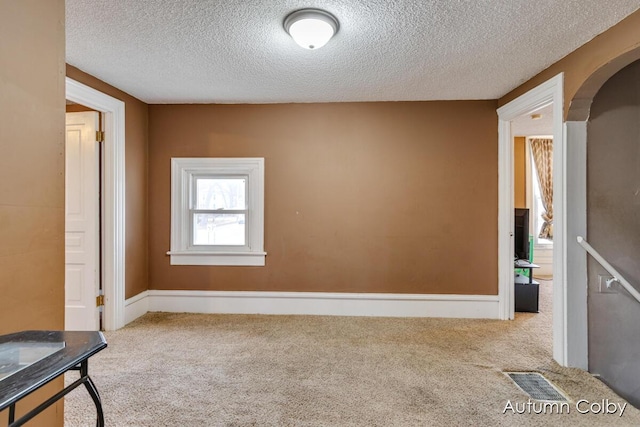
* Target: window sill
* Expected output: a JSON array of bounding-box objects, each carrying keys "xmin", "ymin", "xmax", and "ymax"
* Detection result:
[{"xmin": 167, "ymin": 251, "xmax": 266, "ymax": 266}]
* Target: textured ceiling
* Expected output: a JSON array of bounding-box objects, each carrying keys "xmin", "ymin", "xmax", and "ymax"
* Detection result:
[{"xmin": 66, "ymin": 1, "xmax": 640, "ymax": 104}]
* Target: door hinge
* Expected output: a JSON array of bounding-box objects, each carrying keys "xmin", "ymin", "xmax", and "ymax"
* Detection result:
[
  {"xmin": 96, "ymin": 130, "xmax": 105, "ymax": 142},
  {"xmin": 96, "ymin": 295, "xmax": 105, "ymax": 307}
]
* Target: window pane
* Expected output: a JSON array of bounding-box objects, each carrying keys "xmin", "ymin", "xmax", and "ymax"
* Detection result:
[
  {"xmin": 193, "ymin": 214, "xmax": 245, "ymax": 246},
  {"xmin": 196, "ymin": 178, "xmax": 246, "ymax": 210}
]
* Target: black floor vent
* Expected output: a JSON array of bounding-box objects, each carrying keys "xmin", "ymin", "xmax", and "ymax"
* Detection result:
[{"xmin": 507, "ymin": 372, "xmax": 568, "ymax": 401}]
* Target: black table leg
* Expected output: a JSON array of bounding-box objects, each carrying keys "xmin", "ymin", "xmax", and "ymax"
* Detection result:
[
  {"xmin": 8, "ymin": 376, "xmax": 86, "ymax": 427},
  {"xmin": 79, "ymin": 360, "xmax": 104, "ymax": 427},
  {"xmin": 83, "ymin": 377, "xmax": 104, "ymax": 427}
]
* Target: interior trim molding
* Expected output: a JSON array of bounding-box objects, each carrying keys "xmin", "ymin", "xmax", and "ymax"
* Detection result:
[
  {"xmin": 124, "ymin": 291, "xmax": 149, "ymax": 325},
  {"xmin": 66, "ymin": 77, "xmax": 126, "ymax": 331},
  {"xmin": 123, "ymin": 290, "xmax": 500, "ymax": 321}
]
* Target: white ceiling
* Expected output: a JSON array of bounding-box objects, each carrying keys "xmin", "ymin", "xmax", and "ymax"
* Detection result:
[{"xmin": 66, "ymin": 1, "xmax": 640, "ymax": 104}]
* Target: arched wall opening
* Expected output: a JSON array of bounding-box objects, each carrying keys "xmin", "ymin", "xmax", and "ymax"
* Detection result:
[{"xmin": 565, "ymin": 46, "xmax": 640, "ymax": 407}]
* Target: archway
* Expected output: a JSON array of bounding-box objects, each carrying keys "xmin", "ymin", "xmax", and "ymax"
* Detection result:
[
  {"xmin": 563, "ymin": 45, "xmax": 640, "ymax": 369},
  {"xmin": 566, "ymin": 48, "xmax": 640, "ymax": 406}
]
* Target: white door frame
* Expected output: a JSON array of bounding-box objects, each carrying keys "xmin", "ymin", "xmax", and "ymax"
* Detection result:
[
  {"xmin": 497, "ymin": 73, "xmax": 574, "ymax": 366},
  {"xmin": 66, "ymin": 77, "xmax": 126, "ymax": 331}
]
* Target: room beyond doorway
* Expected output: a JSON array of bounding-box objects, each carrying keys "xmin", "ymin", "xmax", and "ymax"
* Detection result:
[{"xmin": 511, "ymin": 104, "xmax": 554, "ymax": 280}]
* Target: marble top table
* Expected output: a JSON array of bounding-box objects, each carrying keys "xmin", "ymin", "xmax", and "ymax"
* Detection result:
[{"xmin": 0, "ymin": 331, "xmax": 107, "ymax": 427}]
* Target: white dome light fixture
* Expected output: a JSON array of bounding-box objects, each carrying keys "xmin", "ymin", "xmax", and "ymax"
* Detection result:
[{"xmin": 284, "ymin": 9, "xmax": 339, "ymax": 50}]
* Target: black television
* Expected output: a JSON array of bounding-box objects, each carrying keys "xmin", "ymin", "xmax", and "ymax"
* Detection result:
[{"xmin": 514, "ymin": 208, "xmax": 530, "ymax": 261}]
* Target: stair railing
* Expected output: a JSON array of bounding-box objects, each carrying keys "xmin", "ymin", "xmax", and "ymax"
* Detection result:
[{"xmin": 577, "ymin": 236, "xmax": 640, "ymax": 304}]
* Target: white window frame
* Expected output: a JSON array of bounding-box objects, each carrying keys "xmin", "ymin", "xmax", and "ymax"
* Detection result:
[{"xmin": 168, "ymin": 158, "xmax": 266, "ymax": 266}]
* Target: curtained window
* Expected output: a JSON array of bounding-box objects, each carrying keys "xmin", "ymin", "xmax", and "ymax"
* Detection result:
[{"xmin": 529, "ymin": 138, "xmax": 553, "ymax": 241}]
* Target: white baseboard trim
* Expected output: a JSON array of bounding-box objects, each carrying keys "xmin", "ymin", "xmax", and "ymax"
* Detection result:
[
  {"xmin": 138, "ymin": 290, "xmax": 500, "ymax": 319},
  {"xmin": 124, "ymin": 290, "xmax": 149, "ymax": 325}
]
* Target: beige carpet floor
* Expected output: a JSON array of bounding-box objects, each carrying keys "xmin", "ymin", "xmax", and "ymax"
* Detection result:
[{"xmin": 64, "ymin": 281, "xmax": 640, "ymax": 426}]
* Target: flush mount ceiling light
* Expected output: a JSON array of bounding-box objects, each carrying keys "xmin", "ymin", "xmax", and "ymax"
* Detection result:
[{"xmin": 284, "ymin": 9, "xmax": 339, "ymax": 50}]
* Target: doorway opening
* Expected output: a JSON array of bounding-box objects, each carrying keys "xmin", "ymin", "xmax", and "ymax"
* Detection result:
[
  {"xmin": 509, "ymin": 104, "xmax": 555, "ymax": 352},
  {"xmin": 66, "ymin": 77, "xmax": 126, "ymax": 331},
  {"xmin": 511, "ymin": 105, "xmax": 554, "ymax": 278},
  {"xmin": 497, "ymin": 74, "xmax": 568, "ymax": 366}
]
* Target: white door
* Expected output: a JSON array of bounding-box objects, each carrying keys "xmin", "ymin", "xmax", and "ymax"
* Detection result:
[{"xmin": 65, "ymin": 111, "xmax": 100, "ymax": 331}]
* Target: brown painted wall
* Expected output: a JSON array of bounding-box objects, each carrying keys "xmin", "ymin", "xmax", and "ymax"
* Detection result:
[
  {"xmin": 66, "ymin": 103, "xmax": 96, "ymax": 113},
  {"xmin": 0, "ymin": 1, "xmax": 65, "ymax": 425},
  {"xmin": 149, "ymin": 101, "xmax": 498, "ymax": 295},
  {"xmin": 586, "ymin": 59, "xmax": 640, "ymax": 408},
  {"xmin": 66, "ymin": 66, "xmax": 149, "ymax": 299},
  {"xmin": 499, "ymin": 9, "xmax": 640, "ymax": 118},
  {"xmin": 513, "ymin": 137, "xmax": 527, "ymax": 208}
]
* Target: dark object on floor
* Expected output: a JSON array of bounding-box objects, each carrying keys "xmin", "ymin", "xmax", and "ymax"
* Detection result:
[{"xmin": 515, "ymin": 281, "xmax": 540, "ymax": 312}]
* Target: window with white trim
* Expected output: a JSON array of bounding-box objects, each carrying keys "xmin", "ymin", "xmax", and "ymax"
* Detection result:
[{"xmin": 169, "ymin": 158, "xmax": 265, "ymax": 266}]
